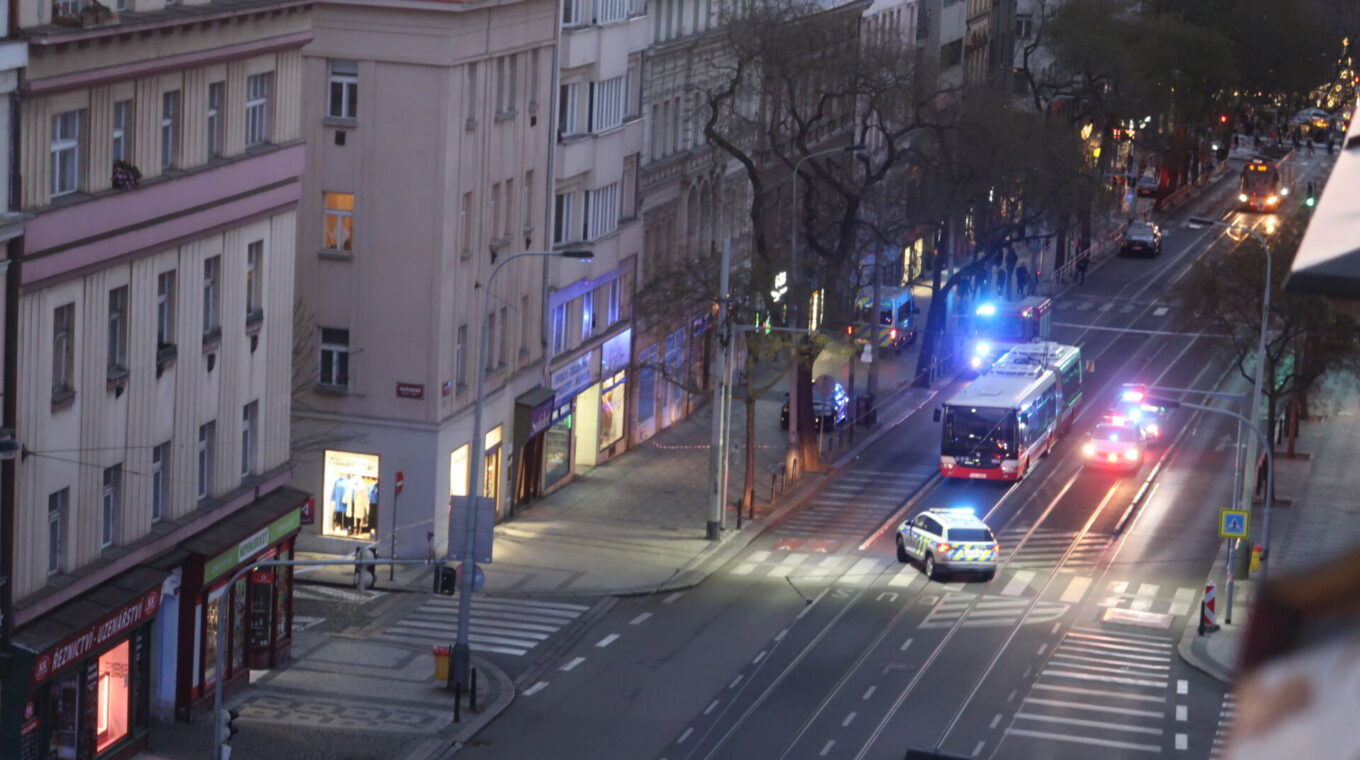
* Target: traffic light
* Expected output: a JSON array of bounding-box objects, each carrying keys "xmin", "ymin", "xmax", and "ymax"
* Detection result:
[
  {"xmin": 1218, "ymin": 114, "xmax": 1229, "ymax": 124},
  {"xmin": 434, "ymin": 564, "xmax": 458, "ymax": 596},
  {"xmin": 1305, "ymin": 181, "xmax": 1317, "ymax": 207}
]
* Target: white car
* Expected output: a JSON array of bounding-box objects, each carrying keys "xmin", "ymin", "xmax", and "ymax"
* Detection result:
[
  {"xmin": 1082, "ymin": 422, "xmax": 1147, "ymax": 471},
  {"xmin": 896, "ymin": 508, "xmax": 999, "ymax": 581}
]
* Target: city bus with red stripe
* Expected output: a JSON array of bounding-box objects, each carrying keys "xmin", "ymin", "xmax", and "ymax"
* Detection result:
[{"xmin": 935, "ymin": 343, "xmax": 1085, "ymax": 481}]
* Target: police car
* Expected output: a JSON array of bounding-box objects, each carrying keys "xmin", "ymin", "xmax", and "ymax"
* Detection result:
[
  {"xmin": 1081, "ymin": 420, "xmax": 1147, "ymax": 471},
  {"xmin": 1110, "ymin": 385, "xmax": 1169, "ymax": 445},
  {"xmin": 895, "ymin": 508, "xmax": 999, "ymax": 581}
]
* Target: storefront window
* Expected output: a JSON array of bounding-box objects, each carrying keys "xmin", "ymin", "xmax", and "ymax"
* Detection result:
[
  {"xmin": 275, "ymin": 562, "xmax": 292, "ymax": 643},
  {"xmin": 231, "ymin": 578, "xmax": 247, "ymax": 672},
  {"xmin": 543, "ymin": 404, "xmax": 572, "ymax": 490},
  {"xmin": 636, "ymin": 346, "xmax": 657, "ymax": 424},
  {"xmin": 48, "ymin": 672, "xmax": 79, "ymax": 760},
  {"xmin": 203, "ymin": 587, "xmax": 223, "ymax": 687},
  {"xmin": 484, "ymin": 426, "xmax": 502, "ymax": 507},
  {"xmin": 599, "ymin": 374, "xmax": 626, "ymax": 450},
  {"xmin": 322, "ymin": 450, "xmax": 380, "ymax": 539},
  {"xmin": 450, "ymin": 444, "xmax": 469, "ymax": 497},
  {"xmin": 96, "ymin": 641, "xmax": 130, "ymax": 752}
]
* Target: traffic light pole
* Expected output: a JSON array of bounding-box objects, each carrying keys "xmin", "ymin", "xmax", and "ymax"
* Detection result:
[{"xmin": 211, "ymin": 558, "xmax": 435, "ymax": 760}]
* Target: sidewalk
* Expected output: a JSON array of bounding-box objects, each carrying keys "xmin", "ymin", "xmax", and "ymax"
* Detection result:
[{"xmin": 1178, "ymin": 374, "xmax": 1360, "ymax": 684}]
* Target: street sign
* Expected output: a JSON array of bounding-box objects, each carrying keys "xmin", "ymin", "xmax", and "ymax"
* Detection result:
[
  {"xmin": 395, "ymin": 471, "xmax": 405, "ymax": 498},
  {"xmin": 447, "ymin": 495, "xmax": 495, "ymax": 563},
  {"xmin": 1218, "ymin": 508, "xmax": 1250, "ymax": 539},
  {"xmin": 470, "ymin": 564, "xmax": 486, "ymax": 593}
]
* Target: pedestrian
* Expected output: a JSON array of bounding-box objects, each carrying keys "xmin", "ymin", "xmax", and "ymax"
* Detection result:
[
  {"xmin": 995, "ymin": 266, "xmax": 1007, "ymax": 299},
  {"xmin": 1074, "ymin": 252, "xmax": 1089, "ymax": 285},
  {"xmin": 1015, "ymin": 262, "xmax": 1030, "ymax": 298},
  {"xmin": 1327, "ymin": 138, "xmax": 1335, "ymax": 156},
  {"xmin": 1308, "ymin": 138, "xmax": 1315, "ymax": 156}
]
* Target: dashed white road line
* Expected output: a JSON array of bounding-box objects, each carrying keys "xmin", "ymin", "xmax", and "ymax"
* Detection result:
[
  {"xmin": 1153, "ymin": 306, "xmax": 1169, "ymax": 317},
  {"xmin": 677, "ymin": 727, "xmax": 693, "ymax": 744},
  {"xmin": 753, "ymin": 650, "xmax": 767, "ymax": 664},
  {"xmin": 842, "ymin": 711, "xmax": 857, "ymax": 727},
  {"xmin": 775, "ymin": 629, "xmax": 788, "ymax": 642},
  {"xmin": 1175, "ymin": 733, "xmax": 1188, "ymax": 750},
  {"xmin": 1177, "ymin": 679, "xmax": 1188, "ymax": 695},
  {"xmin": 990, "ymin": 713, "xmax": 1004, "ymax": 729},
  {"xmin": 862, "ymin": 685, "xmax": 877, "ymax": 700},
  {"xmin": 561, "ymin": 656, "xmax": 585, "ymax": 671},
  {"xmin": 663, "ymin": 592, "xmax": 684, "ymax": 604},
  {"xmin": 820, "ymin": 740, "xmax": 836, "ymax": 756},
  {"xmin": 972, "ymin": 740, "xmax": 986, "ymax": 757},
  {"xmin": 630, "ymin": 612, "xmax": 652, "ymax": 625},
  {"xmin": 704, "ymin": 699, "xmax": 720, "ymax": 715},
  {"xmin": 523, "ymin": 681, "xmax": 548, "ymax": 696},
  {"xmin": 596, "ymin": 634, "xmax": 619, "ymax": 648},
  {"xmin": 728, "ymin": 675, "xmax": 744, "ymax": 689},
  {"xmin": 900, "ymin": 637, "xmax": 914, "ymax": 652},
  {"xmin": 1176, "ymin": 705, "xmax": 1188, "ymax": 721}
]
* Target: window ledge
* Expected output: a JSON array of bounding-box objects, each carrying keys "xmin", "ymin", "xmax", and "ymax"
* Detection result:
[
  {"xmin": 314, "ymin": 383, "xmax": 350, "ymax": 396},
  {"xmin": 495, "ymin": 109, "xmax": 518, "ymax": 123},
  {"xmin": 202, "ymin": 326, "xmax": 222, "ymax": 353},
  {"xmin": 490, "ymin": 236, "xmax": 512, "ymax": 252},
  {"xmin": 319, "ymin": 249, "xmax": 354, "ymax": 261},
  {"xmin": 465, "ymin": 118, "xmax": 477, "ymax": 131},
  {"xmin": 156, "ymin": 344, "xmax": 178, "ymax": 377},
  {"xmin": 246, "ymin": 309, "xmax": 265, "ymax": 335},
  {"xmin": 459, "ymin": 250, "xmax": 473, "ymax": 261},
  {"xmin": 106, "ymin": 367, "xmax": 129, "ymax": 392},
  {"xmin": 323, "ymin": 116, "xmax": 358, "ymax": 128},
  {"xmin": 51, "ymin": 387, "xmax": 76, "ymax": 412}
]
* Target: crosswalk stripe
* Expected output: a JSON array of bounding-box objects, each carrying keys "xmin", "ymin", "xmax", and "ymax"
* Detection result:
[
  {"xmin": 380, "ymin": 631, "xmax": 532, "ymax": 654},
  {"xmin": 1109, "ymin": 581, "xmax": 1129, "ymax": 594},
  {"xmin": 1120, "ymin": 304, "xmax": 1135, "ymax": 313},
  {"xmin": 1153, "ymin": 306, "xmax": 1169, "ymax": 317},
  {"xmin": 1014, "ymin": 712, "xmax": 1162, "ymax": 735},
  {"xmin": 1031, "ymin": 684, "xmax": 1165, "ymax": 703},
  {"xmin": 1041, "ymin": 669, "xmax": 1167, "ymax": 688},
  {"xmin": 1006, "ymin": 727, "xmax": 1160, "ymax": 753},
  {"xmin": 750, "ymin": 550, "xmax": 771, "ymax": 562},
  {"xmin": 401, "ymin": 615, "xmax": 560, "ymax": 634},
  {"xmin": 1059, "ymin": 645, "xmax": 1169, "ymax": 663},
  {"xmin": 416, "ymin": 608, "xmax": 572, "ymax": 627},
  {"xmin": 1070, "ymin": 626, "xmax": 1172, "ymax": 643},
  {"xmin": 1001, "ymin": 570, "xmax": 1036, "ymax": 597},
  {"xmin": 1060, "ymin": 576, "xmax": 1092, "ymax": 603},
  {"xmin": 1099, "ymin": 303, "xmax": 1114, "ymax": 312},
  {"xmin": 1048, "ymin": 653, "xmax": 1170, "ymax": 671},
  {"xmin": 781, "ymin": 553, "xmax": 810, "ymax": 566},
  {"xmin": 732, "ymin": 563, "xmax": 756, "ymax": 575},
  {"xmin": 1061, "ymin": 639, "xmax": 1171, "ymax": 656},
  {"xmin": 766, "ymin": 564, "xmax": 797, "ymax": 578},
  {"xmin": 1067, "ymin": 631, "xmax": 1173, "ymax": 648},
  {"xmin": 888, "ymin": 569, "xmax": 918, "ymax": 587},
  {"xmin": 1023, "ymin": 697, "xmax": 1162, "ymax": 718},
  {"xmin": 820, "ymin": 556, "xmax": 847, "ymax": 568}
]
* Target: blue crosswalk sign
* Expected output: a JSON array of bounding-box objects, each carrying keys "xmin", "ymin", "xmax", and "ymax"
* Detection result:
[{"xmin": 1219, "ymin": 508, "xmax": 1249, "ymax": 539}]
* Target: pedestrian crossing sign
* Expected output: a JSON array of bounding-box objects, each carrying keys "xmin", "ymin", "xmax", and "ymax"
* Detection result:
[{"xmin": 1219, "ymin": 508, "xmax": 1249, "ymax": 539}]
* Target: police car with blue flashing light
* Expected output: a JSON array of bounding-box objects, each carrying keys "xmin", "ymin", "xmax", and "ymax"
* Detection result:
[
  {"xmin": 1107, "ymin": 384, "xmax": 1169, "ymax": 445},
  {"xmin": 896, "ymin": 507, "xmax": 999, "ymax": 581}
]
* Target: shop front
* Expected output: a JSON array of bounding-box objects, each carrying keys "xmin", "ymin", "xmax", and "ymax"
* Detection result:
[
  {"xmin": 175, "ymin": 487, "xmax": 305, "ymax": 717},
  {"xmin": 319, "ymin": 449, "xmax": 381, "ymax": 541},
  {"xmin": 2, "ymin": 569, "xmax": 164, "ymax": 760},
  {"xmin": 450, "ymin": 424, "xmax": 507, "ymax": 519},
  {"xmin": 596, "ymin": 329, "xmax": 631, "ymax": 462},
  {"xmin": 511, "ymin": 386, "xmax": 556, "ymax": 507},
  {"xmin": 541, "ymin": 351, "xmax": 598, "ymax": 494}
]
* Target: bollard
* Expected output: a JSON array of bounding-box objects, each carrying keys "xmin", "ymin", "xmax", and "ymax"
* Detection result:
[
  {"xmin": 1249, "ymin": 544, "xmax": 1262, "ymax": 574},
  {"xmin": 1199, "ymin": 581, "xmax": 1220, "ymax": 635}
]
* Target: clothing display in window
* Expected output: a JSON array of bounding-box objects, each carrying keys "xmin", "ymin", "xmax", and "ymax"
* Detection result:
[{"xmin": 328, "ymin": 474, "xmax": 377, "ymax": 536}]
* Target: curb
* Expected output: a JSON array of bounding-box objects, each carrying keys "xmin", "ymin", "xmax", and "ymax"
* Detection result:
[
  {"xmin": 423, "ymin": 655, "xmax": 516, "ymax": 760},
  {"xmin": 1174, "ymin": 538, "xmax": 1236, "ymax": 686}
]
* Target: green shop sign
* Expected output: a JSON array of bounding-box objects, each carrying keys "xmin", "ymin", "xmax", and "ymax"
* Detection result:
[{"xmin": 203, "ymin": 507, "xmax": 301, "ymax": 584}]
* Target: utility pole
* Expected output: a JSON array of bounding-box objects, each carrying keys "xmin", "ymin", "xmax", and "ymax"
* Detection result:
[
  {"xmin": 707, "ymin": 240, "xmax": 732, "ymax": 539},
  {"xmin": 867, "ymin": 248, "xmax": 883, "ymax": 404}
]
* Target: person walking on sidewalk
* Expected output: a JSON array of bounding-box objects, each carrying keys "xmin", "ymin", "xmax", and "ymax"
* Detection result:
[
  {"xmin": 1015, "ymin": 261, "xmax": 1030, "ymax": 298},
  {"xmin": 1003, "ymin": 247, "xmax": 1018, "ymax": 300}
]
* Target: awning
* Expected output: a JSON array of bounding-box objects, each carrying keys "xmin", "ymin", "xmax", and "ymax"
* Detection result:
[
  {"xmin": 514, "ymin": 386, "xmax": 557, "ymax": 442},
  {"xmin": 183, "ymin": 486, "xmax": 309, "ymax": 585}
]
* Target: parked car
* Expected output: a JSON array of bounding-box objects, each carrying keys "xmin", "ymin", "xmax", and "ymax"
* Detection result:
[
  {"xmin": 779, "ymin": 380, "xmax": 849, "ymax": 432},
  {"xmin": 1119, "ymin": 221, "xmax": 1162, "ymax": 258}
]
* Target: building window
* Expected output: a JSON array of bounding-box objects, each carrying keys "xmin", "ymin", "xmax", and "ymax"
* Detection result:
[
  {"xmin": 107, "ymin": 286, "xmax": 128, "ymax": 373},
  {"xmin": 495, "ymin": 54, "xmax": 518, "ymax": 116},
  {"xmin": 608, "ymin": 278, "xmax": 621, "ymax": 325},
  {"xmin": 1016, "ymin": 14, "xmax": 1033, "ymax": 39},
  {"xmin": 48, "ymin": 489, "xmax": 68, "ymax": 575},
  {"xmin": 454, "ymin": 324, "xmax": 468, "ymax": 389},
  {"xmin": 246, "ymin": 241, "xmax": 264, "ymax": 316},
  {"xmin": 319, "ymin": 328, "xmax": 350, "ymax": 388},
  {"xmin": 562, "ymin": 0, "xmax": 580, "ymax": 24},
  {"xmin": 460, "ymin": 192, "xmax": 474, "ymax": 255},
  {"xmin": 323, "ymin": 192, "xmax": 355, "ymax": 251},
  {"xmin": 101, "ymin": 465, "xmax": 121, "ymax": 547},
  {"xmin": 152, "ymin": 443, "xmax": 169, "ymax": 521},
  {"xmin": 585, "ymin": 183, "xmax": 620, "ymax": 239},
  {"xmin": 594, "ymin": 0, "xmax": 628, "ymax": 23},
  {"xmin": 245, "ymin": 73, "xmax": 272, "ymax": 146},
  {"xmin": 580, "ymin": 291, "xmax": 594, "ymax": 340},
  {"xmin": 559, "ymin": 83, "xmax": 579, "ymax": 138},
  {"xmin": 588, "ymin": 76, "xmax": 625, "ymax": 132},
  {"xmin": 52, "ymin": 303, "xmax": 75, "ymax": 398},
  {"xmin": 553, "ymin": 192, "xmax": 573, "ymax": 244},
  {"xmin": 498, "ymin": 306, "xmax": 509, "ymax": 368},
  {"xmin": 504, "ymin": 178, "xmax": 514, "ymax": 239},
  {"xmin": 242, "ymin": 402, "xmax": 258, "ymax": 476},
  {"xmin": 550, "ymin": 303, "xmax": 567, "ymax": 355},
  {"xmin": 202, "ymin": 256, "xmax": 220, "ymax": 336},
  {"xmin": 465, "ymin": 62, "xmax": 479, "ymax": 125},
  {"xmin": 207, "ymin": 82, "xmax": 224, "ymax": 158},
  {"xmin": 161, "ymin": 91, "xmax": 180, "ymax": 170},
  {"xmin": 485, "ymin": 310, "xmax": 497, "ymax": 371},
  {"xmin": 50, "ymin": 111, "xmax": 80, "ymax": 198},
  {"xmin": 198, "ymin": 422, "xmax": 215, "ymax": 500},
  {"xmin": 157, "ymin": 271, "xmax": 176, "ymax": 348},
  {"xmin": 328, "ymin": 59, "xmax": 359, "ymax": 119},
  {"xmin": 491, "ymin": 182, "xmax": 502, "ymax": 242},
  {"xmin": 112, "ymin": 100, "xmax": 132, "ymax": 163}
]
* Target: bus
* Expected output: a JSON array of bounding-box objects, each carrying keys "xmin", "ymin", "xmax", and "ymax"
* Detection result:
[
  {"xmin": 856, "ymin": 286, "xmax": 918, "ymax": 355},
  {"xmin": 967, "ymin": 296, "xmax": 1052, "ymax": 371},
  {"xmin": 1238, "ymin": 146, "xmax": 1296, "ymax": 212},
  {"xmin": 935, "ymin": 351, "xmax": 1064, "ymax": 481},
  {"xmin": 988, "ymin": 342, "xmax": 1086, "ymax": 432}
]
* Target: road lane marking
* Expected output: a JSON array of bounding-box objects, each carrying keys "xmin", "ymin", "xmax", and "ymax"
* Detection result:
[
  {"xmin": 863, "ymin": 685, "xmax": 877, "ymax": 700},
  {"xmin": 704, "ymin": 700, "xmax": 719, "ymax": 715},
  {"xmin": 1007, "ymin": 689, "xmax": 1018, "ymax": 702},
  {"xmin": 663, "ymin": 592, "xmax": 683, "ymax": 604},
  {"xmin": 820, "ymin": 555, "xmax": 847, "ymax": 568},
  {"xmin": 1067, "ymin": 633, "xmax": 1172, "ymax": 650},
  {"xmin": 561, "ymin": 657, "xmax": 585, "ymax": 671},
  {"xmin": 775, "ymin": 629, "xmax": 788, "ymax": 642},
  {"xmin": 630, "ymin": 613, "xmax": 652, "ymax": 625},
  {"xmin": 1176, "ymin": 705, "xmax": 1188, "ymax": 721},
  {"xmin": 677, "ymin": 728, "xmax": 693, "ymax": 744},
  {"xmin": 1046, "ymin": 655, "xmax": 1170, "ymax": 672},
  {"xmin": 1042, "ymin": 669, "xmax": 1167, "ymax": 688},
  {"xmin": 596, "ymin": 634, "xmax": 619, "ymax": 648},
  {"xmin": 1070, "ymin": 626, "xmax": 1170, "ymax": 642},
  {"xmin": 753, "ymin": 650, "xmax": 767, "ymax": 664},
  {"xmin": 820, "ymin": 740, "xmax": 836, "ymax": 757},
  {"xmin": 1001, "ymin": 570, "xmax": 1036, "ymax": 597},
  {"xmin": 900, "ymin": 638, "xmax": 914, "ymax": 652},
  {"xmin": 1154, "ymin": 306, "xmax": 1169, "ymax": 317},
  {"xmin": 750, "ymin": 551, "xmax": 771, "ymax": 562},
  {"xmin": 1005, "ymin": 728, "xmax": 1160, "ymax": 752},
  {"xmin": 1175, "ymin": 733, "xmax": 1188, "ymax": 750},
  {"xmin": 728, "ymin": 675, "xmax": 743, "ymax": 689},
  {"xmin": 973, "ymin": 740, "xmax": 986, "ymax": 756},
  {"xmin": 523, "ymin": 681, "xmax": 548, "ymax": 696},
  {"xmin": 731, "ymin": 563, "xmax": 756, "ymax": 576},
  {"xmin": 1059, "ymin": 645, "xmax": 1169, "ymax": 662},
  {"xmin": 1024, "ymin": 697, "xmax": 1161, "ymax": 718},
  {"xmin": 842, "ymin": 712, "xmax": 857, "ymax": 727},
  {"xmin": 1031, "ymin": 683, "xmax": 1165, "ymax": 702},
  {"xmin": 1177, "ymin": 679, "xmax": 1188, "ymax": 694},
  {"xmin": 990, "ymin": 713, "xmax": 1004, "ymax": 729},
  {"xmin": 1109, "ymin": 581, "xmax": 1129, "ymax": 593},
  {"xmin": 889, "ymin": 568, "xmax": 917, "ymax": 587},
  {"xmin": 1060, "ymin": 576, "xmax": 1093, "ymax": 603},
  {"xmin": 766, "ymin": 564, "xmax": 797, "ymax": 578}
]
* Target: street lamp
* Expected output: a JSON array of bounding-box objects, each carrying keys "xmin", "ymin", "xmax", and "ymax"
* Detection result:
[
  {"xmin": 451, "ymin": 248, "xmax": 592, "ymax": 690},
  {"xmin": 786, "ymin": 143, "xmax": 867, "ymax": 470},
  {"xmin": 1187, "ymin": 215, "xmax": 1274, "ymax": 580}
]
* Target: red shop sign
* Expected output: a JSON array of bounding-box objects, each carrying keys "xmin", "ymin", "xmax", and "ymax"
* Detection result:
[{"xmin": 30, "ymin": 587, "xmax": 161, "ymax": 686}]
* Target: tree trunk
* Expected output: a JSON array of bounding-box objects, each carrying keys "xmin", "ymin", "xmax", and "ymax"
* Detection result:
[
  {"xmin": 1285, "ymin": 397, "xmax": 1298, "ymax": 458},
  {"xmin": 797, "ymin": 354, "xmax": 820, "ymax": 472}
]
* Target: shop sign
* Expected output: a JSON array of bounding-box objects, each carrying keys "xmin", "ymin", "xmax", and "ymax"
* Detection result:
[
  {"xmin": 528, "ymin": 399, "xmax": 554, "ymax": 437},
  {"xmin": 551, "ymin": 356, "xmax": 595, "ymax": 402},
  {"xmin": 396, "ymin": 382, "xmax": 425, "ymax": 399},
  {"xmin": 300, "ymin": 496, "xmax": 316, "ymax": 526},
  {"xmin": 203, "ymin": 507, "xmax": 303, "ymax": 584},
  {"xmin": 29, "ymin": 587, "xmax": 161, "ymax": 686},
  {"xmin": 601, "ymin": 328, "xmax": 632, "ymax": 376}
]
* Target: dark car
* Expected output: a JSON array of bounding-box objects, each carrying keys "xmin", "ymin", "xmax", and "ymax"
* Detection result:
[
  {"xmin": 1119, "ymin": 221, "xmax": 1162, "ymax": 258},
  {"xmin": 779, "ymin": 381, "xmax": 849, "ymax": 432}
]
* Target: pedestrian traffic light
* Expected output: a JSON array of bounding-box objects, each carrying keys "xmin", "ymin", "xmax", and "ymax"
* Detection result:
[
  {"xmin": 434, "ymin": 564, "xmax": 458, "ymax": 596},
  {"xmin": 1218, "ymin": 114, "xmax": 1229, "ymax": 124},
  {"xmin": 1305, "ymin": 181, "xmax": 1317, "ymax": 207}
]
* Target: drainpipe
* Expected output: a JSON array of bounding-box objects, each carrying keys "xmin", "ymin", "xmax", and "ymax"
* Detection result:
[
  {"xmin": 1, "ymin": 84, "xmax": 23, "ymax": 656},
  {"xmin": 541, "ymin": 0, "xmax": 565, "ymax": 379}
]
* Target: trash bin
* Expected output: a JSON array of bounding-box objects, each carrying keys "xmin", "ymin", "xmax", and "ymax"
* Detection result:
[
  {"xmin": 856, "ymin": 394, "xmax": 877, "ymax": 426},
  {"xmin": 433, "ymin": 645, "xmax": 451, "ymax": 681}
]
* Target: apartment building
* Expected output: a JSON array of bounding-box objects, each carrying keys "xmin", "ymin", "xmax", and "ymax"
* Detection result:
[
  {"xmin": 964, "ymin": 0, "xmax": 1016, "ymax": 88},
  {"xmin": 0, "ymin": 1, "xmax": 309, "ymax": 756},
  {"xmin": 293, "ymin": 0, "xmax": 556, "ymax": 558},
  {"xmin": 533, "ymin": 0, "xmax": 648, "ymax": 500}
]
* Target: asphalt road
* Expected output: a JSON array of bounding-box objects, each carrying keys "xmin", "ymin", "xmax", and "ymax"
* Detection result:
[{"xmin": 452, "ymin": 155, "xmax": 1333, "ymax": 760}]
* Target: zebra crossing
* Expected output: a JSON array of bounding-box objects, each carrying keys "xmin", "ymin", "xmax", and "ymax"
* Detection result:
[
  {"xmin": 1001, "ymin": 627, "xmax": 1187, "ymax": 756},
  {"xmin": 1058, "ymin": 297, "xmax": 1168, "ymax": 314},
  {"xmin": 376, "ymin": 596, "xmax": 590, "ymax": 657},
  {"xmin": 1209, "ymin": 692, "xmax": 1235, "ymax": 758},
  {"xmin": 294, "ymin": 585, "xmax": 387, "ymax": 604},
  {"xmin": 997, "ymin": 528, "xmax": 1113, "ymax": 569},
  {"xmin": 771, "ymin": 469, "xmax": 929, "ymax": 541}
]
